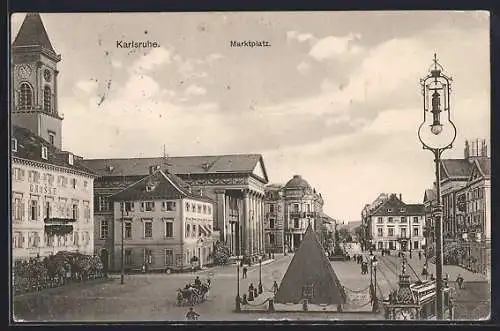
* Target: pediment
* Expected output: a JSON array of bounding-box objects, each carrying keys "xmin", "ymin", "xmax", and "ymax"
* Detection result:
[{"xmin": 252, "ymin": 159, "xmax": 268, "ymax": 182}]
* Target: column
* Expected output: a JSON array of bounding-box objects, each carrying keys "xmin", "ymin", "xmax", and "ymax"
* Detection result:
[
  {"xmin": 258, "ymin": 193, "xmax": 263, "ymax": 254},
  {"xmin": 243, "ymin": 189, "xmax": 250, "ymax": 257},
  {"xmin": 215, "ymin": 190, "xmax": 226, "ymax": 243}
]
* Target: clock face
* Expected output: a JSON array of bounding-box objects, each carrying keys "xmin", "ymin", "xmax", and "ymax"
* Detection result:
[
  {"xmin": 18, "ymin": 64, "xmax": 32, "ymax": 79},
  {"xmin": 44, "ymin": 69, "xmax": 52, "ymax": 82}
]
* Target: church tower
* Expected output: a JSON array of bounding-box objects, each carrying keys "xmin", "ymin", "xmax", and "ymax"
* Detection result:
[{"xmin": 12, "ymin": 13, "xmax": 63, "ymax": 149}]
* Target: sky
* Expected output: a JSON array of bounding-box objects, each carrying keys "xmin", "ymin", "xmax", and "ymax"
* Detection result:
[{"xmin": 11, "ymin": 11, "xmax": 490, "ymax": 222}]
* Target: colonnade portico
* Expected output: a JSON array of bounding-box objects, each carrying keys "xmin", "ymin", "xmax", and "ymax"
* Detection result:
[{"xmin": 215, "ymin": 188, "xmax": 265, "ymax": 260}]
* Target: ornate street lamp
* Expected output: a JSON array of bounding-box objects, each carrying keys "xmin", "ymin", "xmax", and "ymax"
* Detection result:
[
  {"xmin": 372, "ymin": 256, "xmax": 379, "ymax": 312},
  {"xmin": 418, "ymin": 53, "xmax": 457, "ymax": 320},
  {"xmin": 258, "ymin": 256, "xmax": 263, "ymax": 294},
  {"xmin": 120, "ymin": 202, "xmax": 125, "ymax": 285}
]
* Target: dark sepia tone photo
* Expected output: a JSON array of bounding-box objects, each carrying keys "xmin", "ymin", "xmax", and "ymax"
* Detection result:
[{"xmin": 10, "ymin": 11, "xmax": 490, "ymax": 322}]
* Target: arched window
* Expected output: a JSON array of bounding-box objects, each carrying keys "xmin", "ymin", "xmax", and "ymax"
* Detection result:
[
  {"xmin": 43, "ymin": 86, "xmax": 52, "ymax": 113},
  {"xmin": 19, "ymin": 82, "xmax": 33, "ymax": 110}
]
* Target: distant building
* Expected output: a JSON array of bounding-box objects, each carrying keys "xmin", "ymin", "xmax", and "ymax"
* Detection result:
[
  {"xmin": 263, "ymin": 184, "xmax": 285, "ymax": 253},
  {"xmin": 361, "ymin": 193, "xmax": 390, "ymax": 251},
  {"xmin": 367, "ymin": 194, "xmax": 425, "ymax": 251},
  {"xmin": 110, "ymin": 169, "xmax": 215, "ymax": 272},
  {"xmin": 422, "ymin": 187, "xmax": 437, "ymax": 248}
]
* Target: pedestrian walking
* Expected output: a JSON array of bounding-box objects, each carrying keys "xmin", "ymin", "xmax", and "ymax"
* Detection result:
[
  {"xmin": 421, "ymin": 264, "xmax": 428, "ymax": 277},
  {"xmin": 273, "ymin": 280, "xmax": 279, "ymax": 295},
  {"xmin": 456, "ymin": 274, "xmax": 464, "ymax": 289},
  {"xmin": 185, "ymin": 307, "xmax": 200, "ymax": 321},
  {"xmin": 242, "ymin": 266, "xmax": 248, "ymax": 279}
]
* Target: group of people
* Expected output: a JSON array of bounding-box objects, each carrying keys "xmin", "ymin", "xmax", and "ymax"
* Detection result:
[{"xmin": 13, "ymin": 253, "xmax": 105, "ymax": 295}]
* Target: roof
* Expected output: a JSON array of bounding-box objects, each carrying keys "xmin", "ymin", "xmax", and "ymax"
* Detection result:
[
  {"xmin": 111, "ymin": 169, "xmax": 213, "ymax": 202},
  {"xmin": 371, "ymin": 194, "xmax": 424, "ymax": 216},
  {"xmin": 274, "ymin": 224, "xmax": 347, "ymax": 305},
  {"xmin": 11, "ymin": 125, "xmax": 95, "ymax": 176},
  {"xmin": 475, "ymin": 158, "xmax": 491, "ymax": 178},
  {"xmin": 13, "ymin": 13, "xmax": 57, "ymax": 54},
  {"xmin": 423, "ymin": 189, "xmax": 437, "ymax": 203},
  {"xmin": 284, "ymin": 175, "xmax": 311, "ymax": 189},
  {"xmin": 80, "ymin": 154, "xmax": 268, "ymax": 182},
  {"xmin": 441, "ymin": 159, "xmax": 473, "ymax": 180}
]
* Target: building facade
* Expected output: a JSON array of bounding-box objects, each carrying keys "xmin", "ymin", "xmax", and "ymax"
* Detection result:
[
  {"xmin": 11, "ymin": 14, "xmax": 96, "ymax": 260},
  {"xmin": 108, "ymin": 169, "xmax": 215, "ymax": 272},
  {"xmin": 12, "ymin": 126, "xmax": 95, "ymax": 259},
  {"xmin": 361, "ymin": 193, "xmax": 390, "ymax": 251},
  {"xmin": 282, "ymin": 175, "xmax": 324, "ymax": 252},
  {"xmin": 263, "ymin": 184, "xmax": 285, "ymax": 253},
  {"xmin": 81, "ymin": 154, "xmax": 269, "ymax": 263},
  {"xmin": 367, "ymin": 194, "xmax": 425, "ymax": 252}
]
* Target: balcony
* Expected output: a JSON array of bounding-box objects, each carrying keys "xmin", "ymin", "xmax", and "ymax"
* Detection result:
[{"xmin": 289, "ymin": 211, "xmax": 306, "ymax": 218}]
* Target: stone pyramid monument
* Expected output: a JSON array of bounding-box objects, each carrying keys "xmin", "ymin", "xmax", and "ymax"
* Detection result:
[{"xmin": 274, "ymin": 223, "xmax": 347, "ymax": 304}]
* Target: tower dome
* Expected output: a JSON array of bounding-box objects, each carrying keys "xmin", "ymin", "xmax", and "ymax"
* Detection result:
[{"xmin": 285, "ymin": 175, "xmax": 311, "ymax": 189}]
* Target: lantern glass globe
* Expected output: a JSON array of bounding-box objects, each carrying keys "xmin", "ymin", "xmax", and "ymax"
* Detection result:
[{"xmin": 431, "ymin": 124, "xmax": 443, "ymax": 135}]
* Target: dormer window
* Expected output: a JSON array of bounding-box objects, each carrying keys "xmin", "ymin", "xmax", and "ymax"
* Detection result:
[
  {"xmin": 107, "ymin": 165, "xmax": 114, "ymax": 172},
  {"xmin": 387, "ymin": 208, "xmax": 393, "ymax": 213},
  {"xmin": 41, "ymin": 146, "xmax": 48, "ymax": 160},
  {"xmin": 11, "ymin": 138, "xmax": 17, "ymax": 152},
  {"xmin": 400, "ymin": 208, "xmax": 406, "ymax": 213},
  {"xmin": 68, "ymin": 153, "xmax": 74, "ymax": 165}
]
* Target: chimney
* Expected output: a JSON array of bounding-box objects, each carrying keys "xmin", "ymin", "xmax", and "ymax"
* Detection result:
[
  {"xmin": 481, "ymin": 139, "xmax": 488, "ymax": 157},
  {"xmin": 399, "ymin": 193, "xmax": 402, "ymax": 201},
  {"xmin": 464, "ymin": 140, "xmax": 470, "ymax": 159}
]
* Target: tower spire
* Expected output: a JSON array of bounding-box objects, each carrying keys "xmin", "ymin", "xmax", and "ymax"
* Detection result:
[{"xmin": 13, "ymin": 13, "xmax": 58, "ymax": 55}]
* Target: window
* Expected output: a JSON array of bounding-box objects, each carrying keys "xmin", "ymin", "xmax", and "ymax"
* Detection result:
[
  {"xmin": 185, "ymin": 202, "xmax": 190, "ymax": 212},
  {"xmin": 377, "ymin": 228, "xmax": 383, "ymax": 237},
  {"xmin": 30, "ymin": 200, "xmax": 38, "ymax": 221},
  {"xmin": 95, "ymin": 195, "xmax": 111, "ymax": 212},
  {"xmin": 125, "ymin": 222, "xmax": 132, "ymax": 239},
  {"xmin": 11, "ymin": 138, "xmax": 17, "ymax": 152},
  {"xmin": 207, "ymin": 206, "xmax": 211, "ymax": 214},
  {"xmin": 388, "ymin": 228, "xmax": 394, "ymax": 237},
  {"xmin": 294, "ymin": 218, "xmax": 299, "ymax": 228},
  {"xmin": 162, "ymin": 201, "xmax": 175, "ymax": 211},
  {"xmin": 191, "ymin": 203, "xmax": 196, "ymax": 212},
  {"xmin": 269, "ymin": 219, "xmax": 275, "ymax": 229},
  {"xmin": 165, "ymin": 249, "xmax": 174, "ymax": 265},
  {"xmin": 400, "ymin": 208, "xmax": 406, "ymax": 212},
  {"xmin": 413, "ymin": 217, "xmax": 419, "ymax": 223},
  {"xmin": 306, "ymin": 204, "xmax": 311, "ymax": 212},
  {"xmin": 144, "ymin": 249, "xmax": 152, "ymax": 264},
  {"xmin": 13, "ymin": 232, "xmax": 24, "ymax": 248},
  {"xmin": 144, "ymin": 221, "xmax": 153, "ymax": 238},
  {"xmin": 59, "ymin": 176, "xmax": 68, "ymax": 188},
  {"xmin": 388, "ymin": 217, "xmax": 394, "ymax": 223},
  {"xmin": 19, "ymin": 82, "xmax": 34, "ymax": 110},
  {"xmin": 192, "ymin": 224, "xmax": 197, "ymax": 237},
  {"xmin": 378, "ymin": 242, "xmax": 383, "ymax": 250},
  {"xmin": 83, "ymin": 181, "xmax": 88, "ymax": 189},
  {"xmin": 293, "ymin": 204, "xmax": 299, "ymax": 212},
  {"xmin": 73, "ymin": 231, "xmax": 79, "ymax": 246},
  {"xmin": 46, "ymin": 173, "xmax": 54, "ymax": 185},
  {"xmin": 124, "ymin": 201, "xmax": 134, "ymax": 212},
  {"xmin": 41, "ymin": 146, "xmax": 48, "ymax": 160},
  {"xmin": 400, "ymin": 228, "xmax": 407, "ymax": 238},
  {"xmin": 142, "ymin": 201, "xmax": 155, "ymax": 212},
  {"xmin": 13, "ymin": 168, "xmax": 25, "ymax": 181},
  {"xmin": 72, "ymin": 204, "xmax": 79, "ymax": 220},
  {"xmin": 100, "ymin": 220, "xmax": 109, "ymax": 239},
  {"xmin": 48, "ymin": 131, "xmax": 55, "ymax": 145},
  {"xmin": 68, "ymin": 153, "xmax": 74, "ymax": 165},
  {"xmin": 414, "ymin": 241, "xmax": 419, "ymax": 249},
  {"xmin": 269, "ymin": 204, "xmax": 275, "ymax": 213},
  {"xmin": 29, "ymin": 171, "xmax": 40, "ymax": 183},
  {"xmin": 413, "ymin": 227, "xmax": 419, "ymax": 236},
  {"xmin": 387, "ymin": 208, "xmax": 393, "ymax": 213},
  {"xmin": 269, "ymin": 233, "xmax": 275, "ymax": 244},
  {"xmin": 377, "ymin": 217, "xmax": 383, "ymax": 224},
  {"xmin": 13, "ymin": 198, "xmax": 23, "ymax": 220},
  {"xmin": 197, "ymin": 204, "xmax": 202, "ymax": 213},
  {"xmin": 125, "ymin": 249, "xmax": 133, "ymax": 265},
  {"xmin": 165, "ymin": 221, "xmax": 174, "ymax": 238},
  {"xmin": 32, "ymin": 232, "xmax": 40, "ymax": 247},
  {"xmin": 202, "ymin": 205, "xmax": 207, "ymax": 213},
  {"xmin": 186, "ymin": 224, "xmax": 190, "ymax": 238},
  {"xmin": 278, "ymin": 205, "xmax": 282, "ymax": 212},
  {"xmin": 45, "ymin": 201, "xmax": 51, "ymax": 218},
  {"xmin": 43, "ymin": 85, "xmax": 52, "ymax": 113},
  {"xmin": 400, "ymin": 217, "xmax": 407, "ymax": 223},
  {"xmin": 71, "ymin": 178, "xmax": 77, "ymax": 189}
]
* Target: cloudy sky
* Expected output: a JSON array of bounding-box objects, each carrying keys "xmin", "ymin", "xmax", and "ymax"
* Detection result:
[{"xmin": 11, "ymin": 11, "xmax": 490, "ymax": 222}]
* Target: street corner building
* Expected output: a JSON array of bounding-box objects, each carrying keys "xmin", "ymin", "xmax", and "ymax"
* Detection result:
[
  {"xmin": 263, "ymin": 175, "xmax": 329, "ymax": 255},
  {"xmin": 108, "ymin": 169, "xmax": 216, "ymax": 272},
  {"xmin": 363, "ymin": 193, "xmax": 425, "ymax": 252},
  {"xmin": 80, "ymin": 154, "xmax": 270, "ymax": 268},
  {"xmin": 11, "ymin": 13, "xmax": 97, "ymax": 260}
]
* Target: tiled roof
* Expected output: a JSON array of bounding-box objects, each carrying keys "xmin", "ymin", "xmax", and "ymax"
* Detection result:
[
  {"xmin": 80, "ymin": 154, "xmax": 267, "ymax": 181},
  {"xmin": 371, "ymin": 194, "xmax": 424, "ymax": 216},
  {"xmin": 11, "ymin": 125, "xmax": 95, "ymax": 176},
  {"xmin": 111, "ymin": 170, "xmax": 213, "ymax": 203},
  {"xmin": 475, "ymin": 158, "xmax": 491, "ymax": 178},
  {"xmin": 13, "ymin": 13, "xmax": 57, "ymax": 54},
  {"xmin": 441, "ymin": 159, "xmax": 472, "ymax": 179}
]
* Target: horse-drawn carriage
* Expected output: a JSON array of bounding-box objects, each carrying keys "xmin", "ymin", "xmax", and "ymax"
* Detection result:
[{"xmin": 177, "ymin": 281, "xmax": 210, "ymax": 306}]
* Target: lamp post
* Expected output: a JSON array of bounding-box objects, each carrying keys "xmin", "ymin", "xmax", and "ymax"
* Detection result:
[
  {"xmin": 418, "ymin": 54, "xmax": 457, "ymax": 320},
  {"xmin": 235, "ymin": 262, "xmax": 241, "ymax": 312},
  {"xmin": 258, "ymin": 256, "xmax": 263, "ymax": 294},
  {"xmin": 120, "ymin": 202, "xmax": 125, "ymax": 285},
  {"xmin": 369, "ymin": 250, "xmax": 374, "ymax": 303},
  {"xmin": 372, "ymin": 256, "xmax": 379, "ymax": 312}
]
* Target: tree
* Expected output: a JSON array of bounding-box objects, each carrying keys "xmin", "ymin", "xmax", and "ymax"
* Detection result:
[
  {"xmin": 212, "ymin": 241, "xmax": 231, "ymax": 265},
  {"xmin": 354, "ymin": 225, "xmax": 367, "ymax": 250},
  {"xmin": 337, "ymin": 227, "xmax": 352, "ymax": 243}
]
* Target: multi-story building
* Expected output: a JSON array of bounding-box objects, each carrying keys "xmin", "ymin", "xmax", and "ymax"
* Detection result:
[
  {"xmin": 282, "ymin": 175, "xmax": 324, "ymax": 252},
  {"xmin": 109, "ymin": 169, "xmax": 215, "ymax": 272},
  {"xmin": 367, "ymin": 194, "xmax": 425, "ymax": 252},
  {"xmin": 263, "ymin": 184, "xmax": 285, "ymax": 253},
  {"xmin": 81, "ymin": 154, "xmax": 269, "ymax": 263},
  {"xmin": 11, "ymin": 14, "xmax": 96, "ymax": 259},
  {"xmin": 422, "ymin": 187, "xmax": 437, "ymax": 248},
  {"xmin": 361, "ymin": 193, "xmax": 390, "ymax": 251},
  {"xmin": 11, "ymin": 126, "xmax": 95, "ymax": 258}
]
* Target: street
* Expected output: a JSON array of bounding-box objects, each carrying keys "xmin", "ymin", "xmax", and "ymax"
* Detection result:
[{"xmin": 13, "ymin": 253, "xmax": 490, "ymax": 321}]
